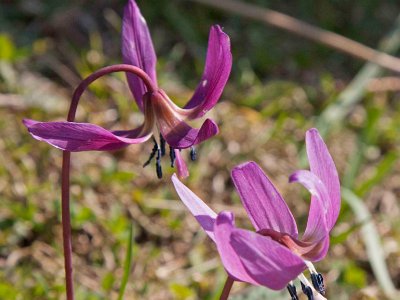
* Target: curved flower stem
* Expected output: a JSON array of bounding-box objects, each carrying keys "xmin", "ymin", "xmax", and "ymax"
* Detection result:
[
  {"xmin": 220, "ymin": 276, "xmax": 234, "ymax": 300},
  {"xmin": 67, "ymin": 64, "xmax": 157, "ymax": 121},
  {"xmin": 60, "ymin": 64, "xmax": 157, "ymax": 300}
]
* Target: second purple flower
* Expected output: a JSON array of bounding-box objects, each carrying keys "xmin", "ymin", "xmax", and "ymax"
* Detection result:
[{"xmin": 172, "ymin": 128, "xmax": 340, "ymax": 299}]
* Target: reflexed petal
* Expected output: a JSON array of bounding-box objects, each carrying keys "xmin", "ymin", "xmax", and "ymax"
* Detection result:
[
  {"xmin": 184, "ymin": 25, "xmax": 232, "ymax": 118},
  {"xmin": 122, "ymin": 0, "xmax": 157, "ymax": 111},
  {"xmin": 23, "ymin": 119, "xmax": 152, "ymax": 151},
  {"xmin": 306, "ymin": 236, "xmax": 330, "ymax": 262},
  {"xmin": 174, "ymin": 149, "xmax": 189, "ymax": 179},
  {"xmin": 161, "ymin": 118, "xmax": 218, "ymax": 149},
  {"xmin": 171, "ymin": 174, "xmax": 217, "ymax": 241},
  {"xmin": 231, "ymin": 162, "xmax": 298, "ymax": 237},
  {"xmin": 214, "ymin": 212, "xmax": 259, "ymax": 284},
  {"xmin": 289, "ymin": 170, "xmax": 329, "ymax": 247},
  {"xmin": 306, "ymin": 128, "xmax": 341, "ymax": 230},
  {"xmin": 151, "ymin": 92, "xmax": 219, "ymax": 149},
  {"xmin": 214, "ymin": 212, "xmax": 306, "ymax": 289}
]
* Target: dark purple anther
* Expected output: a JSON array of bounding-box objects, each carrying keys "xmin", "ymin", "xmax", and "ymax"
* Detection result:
[
  {"xmin": 160, "ymin": 134, "xmax": 166, "ymax": 156},
  {"xmin": 287, "ymin": 283, "xmax": 299, "ymax": 300},
  {"xmin": 301, "ymin": 282, "xmax": 314, "ymax": 300},
  {"xmin": 311, "ymin": 273, "xmax": 325, "ymax": 295},
  {"xmin": 156, "ymin": 146, "xmax": 162, "ymax": 179},
  {"xmin": 169, "ymin": 147, "xmax": 176, "ymax": 167},
  {"xmin": 190, "ymin": 146, "xmax": 197, "ymax": 161}
]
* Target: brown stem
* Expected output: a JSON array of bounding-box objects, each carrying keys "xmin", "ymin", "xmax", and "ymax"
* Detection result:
[
  {"xmin": 191, "ymin": 0, "xmax": 400, "ymax": 73},
  {"xmin": 220, "ymin": 276, "xmax": 234, "ymax": 300},
  {"xmin": 61, "ymin": 64, "xmax": 157, "ymax": 300}
]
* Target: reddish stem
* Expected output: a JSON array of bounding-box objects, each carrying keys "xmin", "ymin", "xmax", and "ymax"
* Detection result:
[
  {"xmin": 61, "ymin": 151, "xmax": 74, "ymax": 300},
  {"xmin": 67, "ymin": 64, "xmax": 157, "ymax": 122},
  {"xmin": 61, "ymin": 64, "xmax": 156, "ymax": 300},
  {"xmin": 220, "ymin": 276, "xmax": 234, "ymax": 300}
]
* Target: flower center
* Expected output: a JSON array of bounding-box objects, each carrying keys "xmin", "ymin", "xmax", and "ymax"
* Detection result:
[
  {"xmin": 257, "ymin": 228, "xmax": 324, "ymax": 261},
  {"xmin": 141, "ymin": 90, "xmax": 198, "ymax": 179}
]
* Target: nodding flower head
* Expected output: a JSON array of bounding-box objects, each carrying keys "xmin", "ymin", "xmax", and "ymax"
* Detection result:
[
  {"xmin": 172, "ymin": 128, "xmax": 340, "ymax": 299},
  {"xmin": 23, "ymin": 0, "xmax": 232, "ymax": 179}
]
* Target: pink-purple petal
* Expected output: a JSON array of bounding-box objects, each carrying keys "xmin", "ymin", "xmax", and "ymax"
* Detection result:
[
  {"xmin": 214, "ymin": 212, "xmax": 259, "ymax": 284},
  {"xmin": 231, "ymin": 162, "xmax": 298, "ymax": 237},
  {"xmin": 174, "ymin": 149, "xmax": 189, "ymax": 179},
  {"xmin": 184, "ymin": 25, "xmax": 232, "ymax": 118},
  {"xmin": 289, "ymin": 170, "xmax": 329, "ymax": 246},
  {"xmin": 122, "ymin": 0, "xmax": 157, "ymax": 111},
  {"xmin": 161, "ymin": 118, "xmax": 219, "ymax": 149},
  {"xmin": 150, "ymin": 91, "xmax": 219, "ymax": 149},
  {"xmin": 307, "ymin": 236, "xmax": 330, "ymax": 262},
  {"xmin": 216, "ymin": 212, "xmax": 306, "ymax": 289},
  {"xmin": 306, "ymin": 128, "xmax": 341, "ymax": 230},
  {"xmin": 171, "ymin": 174, "xmax": 217, "ymax": 242},
  {"xmin": 23, "ymin": 119, "xmax": 152, "ymax": 152}
]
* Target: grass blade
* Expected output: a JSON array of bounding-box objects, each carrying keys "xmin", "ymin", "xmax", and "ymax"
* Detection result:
[
  {"xmin": 117, "ymin": 223, "xmax": 134, "ymax": 300},
  {"xmin": 342, "ymin": 188, "xmax": 398, "ymax": 299}
]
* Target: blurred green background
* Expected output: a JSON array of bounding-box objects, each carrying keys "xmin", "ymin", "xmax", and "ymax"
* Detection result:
[{"xmin": 1, "ymin": 0, "xmax": 400, "ymax": 299}]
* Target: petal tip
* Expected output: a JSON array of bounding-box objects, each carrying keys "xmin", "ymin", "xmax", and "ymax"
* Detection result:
[
  {"xmin": 306, "ymin": 127, "xmax": 322, "ymax": 141},
  {"xmin": 22, "ymin": 118, "xmax": 37, "ymax": 128},
  {"xmin": 288, "ymin": 171, "xmax": 299, "ymax": 183},
  {"xmin": 216, "ymin": 211, "xmax": 234, "ymax": 225},
  {"xmin": 231, "ymin": 161, "xmax": 259, "ymax": 177}
]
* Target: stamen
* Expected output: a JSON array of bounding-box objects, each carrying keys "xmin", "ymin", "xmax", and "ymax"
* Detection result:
[
  {"xmin": 311, "ymin": 273, "xmax": 325, "ymax": 295},
  {"xmin": 169, "ymin": 146, "xmax": 176, "ymax": 167},
  {"xmin": 301, "ymin": 282, "xmax": 314, "ymax": 300},
  {"xmin": 190, "ymin": 146, "xmax": 197, "ymax": 161},
  {"xmin": 159, "ymin": 133, "xmax": 166, "ymax": 157},
  {"xmin": 305, "ymin": 261, "xmax": 325, "ymax": 295},
  {"xmin": 143, "ymin": 137, "xmax": 158, "ymax": 167},
  {"xmin": 287, "ymin": 283, "xmax": 299, "ymax": 300},
  {"xmin": 298, "ymin": 273, "xmax": 327, "ymax": 300},
  {"xmin": 156, "ymin": 146, "xmax": 162, "ymax": 179},
  {"xmin": 305, "ymin": 261, "xmax": 317, "ymax": 274}
]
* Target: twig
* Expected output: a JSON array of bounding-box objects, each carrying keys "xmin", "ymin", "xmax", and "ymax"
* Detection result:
[
  {"xmin": 367, "ymin": 76, "xmax": 400, "ymax": 92},
  {"xmin": 190, "ymin": 0, "xmax": 400, "ymax": 73},
  {"xmin": 316, "ymin": 13, "xmax": 400, "ymax": 137}
]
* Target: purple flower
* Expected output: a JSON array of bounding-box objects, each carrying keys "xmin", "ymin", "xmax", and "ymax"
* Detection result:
[
  {"xmin": 172, "ymin": 128, "xmax": 340, "ymax": 296},
  {"xmin": 23, "ymin": 0, "xmax": 232, "ymax": 179}
]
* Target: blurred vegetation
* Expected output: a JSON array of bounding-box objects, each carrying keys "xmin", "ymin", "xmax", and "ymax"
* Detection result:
[{"xmin": 1, "ymin": 0, "xmax": 400, "ymax": 299}]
